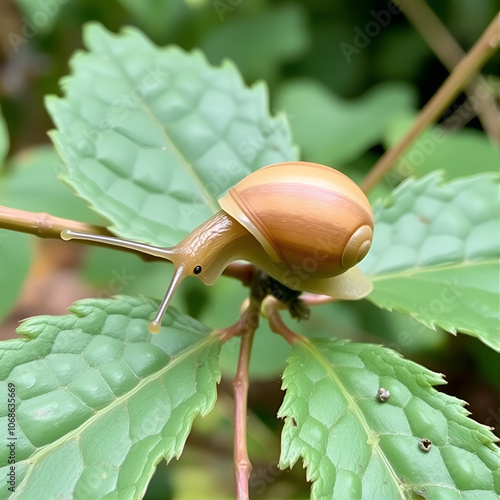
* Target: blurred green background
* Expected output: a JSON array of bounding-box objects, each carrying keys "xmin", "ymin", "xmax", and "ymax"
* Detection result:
[{"xmin": 0, "ymin": 1, "xmax": 498, "ymax": 498}]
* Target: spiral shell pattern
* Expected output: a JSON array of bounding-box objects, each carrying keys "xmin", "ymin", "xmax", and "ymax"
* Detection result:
[
  {"xmin": 219, "ymin": 161, "xmax": 374, "ymax": 278},
  {"xmin": 341, "ymin": 225, "xmax": 373, "ymax": 269}
]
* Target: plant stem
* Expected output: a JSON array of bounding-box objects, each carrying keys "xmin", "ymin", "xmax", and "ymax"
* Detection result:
[
  {"xmin": 361, "ymin": 12, "xmax": 500, "ymax": 193},
  {"xmin": 262, "ymin": 297, "xmax": 303, "ymax": 346},
  {"xmin": 0, "ymin": 205, "xmax": 111, "ymax": 239},
  {"xmin": 221, "ymin": 263, "xmax": 255, "ymax": 287},
  {"xmin": 396, "ymin": 0, "xmax": 499, "ymax": 142},
  {"xmin": 215, "ymin": 294, "xmax": 305, "ymax": 498},
  {"xmin": 213, "ymin": 291, "xmax": 263, "ymax": 499},
  {"xmin": 232, "ymin": 298, "xmax": 260, "ymax": 500},
  {"xmin": 0, "ymin": 204, "xmax": 258, "ymax": 280},
  {"xmin": 0, "ymin": 203, "xmax": 354, "ymax": 313}
]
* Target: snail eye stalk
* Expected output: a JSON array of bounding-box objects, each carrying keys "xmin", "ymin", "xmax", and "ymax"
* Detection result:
[{"xmin": 149, "ymin": 266, "xmax": 187, "ymax": 334}]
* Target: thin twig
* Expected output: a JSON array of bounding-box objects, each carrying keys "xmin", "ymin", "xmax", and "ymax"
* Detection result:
[
  {"xmin": 262, "ymin": 296, "xmax": 303, "ymax": 346},
  {"xmin": 213, "ymin": 294, "xmax": 262, "ymax": 499},
  {"xmin": 0, "ymin": 204, "xmax": 258, "ymax": 280},
  {"xmin": 233, "ymin": 329, "xmax": 254, "ymax": 500},
  {"xmin": 397, "ymin": 0, "xmax": 499, "ymax": 141},
  {"xmin": 361, "ymin": 13, "xmax": 500, "ymax": 193},
  {"xmin": 227, "ymin": 298, "xmax": 261, "ymax": 500},
  {"xmin": 0, "ymin": 205, "xmax": 111, "ymax": 239},
  {"xmin": 221, "ymin": 263, "xmax": 255, "ymax": 287}
]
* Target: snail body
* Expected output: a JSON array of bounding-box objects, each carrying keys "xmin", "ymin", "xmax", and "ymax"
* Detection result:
[{"xmin": 62, "ymin": 161, "xmax": 374, "ymax": 333}]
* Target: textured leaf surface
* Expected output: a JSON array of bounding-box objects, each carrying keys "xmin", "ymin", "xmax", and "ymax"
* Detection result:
[
  {"xmin": 47, "ymin": 23, "xmax": 297, "ymax": 247},
  {"xmin": 361, "ymin": 173, "xmax": 500, "ymax": 351},
  {"xmin": 279, "ymin": 338, "xmax": 500, "ymax": 499},
  {"xmin": 0, "ymin": 231, "xmax": 31, "ymax": 323},
  {"xmin": 0, "ymin": 296, "xmax": 220, "ymax": 500},
  {"xmin": 275, "ymin": 79, "xmax": 416, "ymax": 165}
]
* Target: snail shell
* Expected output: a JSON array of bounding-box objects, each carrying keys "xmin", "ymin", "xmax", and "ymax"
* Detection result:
[{"xmin": 219, "ymin": 161, "xmax": 374, "ymax": 279}]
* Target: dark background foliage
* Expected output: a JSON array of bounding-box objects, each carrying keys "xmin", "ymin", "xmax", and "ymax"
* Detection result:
[{"xmin": 0, "ymin": 1, "xmax": 498, "ymax": 497}]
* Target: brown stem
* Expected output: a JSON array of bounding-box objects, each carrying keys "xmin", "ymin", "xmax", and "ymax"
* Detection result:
[
  {"xmin": 214, "ymin": 301, "xmax": 252, "ymax": 344},
  {"xmin": 262, "ymin": 297, "xmax": 303, "ymax": 346},
  {"xmin": 212, "ymin": 294, "xmax": 262, "ymax": 499},
  {"xmin": 233, "ymin": 331, "xmax": 254, "ymax": 499},
  {"xmin": 0, "ymin": 205, "xmax": 111, "ymax": 239},
  {"xmin": 221, "ymin": 263, "xmax": 256, "ymax": 287},
  {"xmin": 231, "ymin": 298, "xmax": 260, "ymax": 500},
  {"xmin": 361, "ymin": 13, "xmax": 500, "ymax": 193},
  {"xmin": 0, "ymin": 204, "xmax": 257, "ymax": 279},
  {"xmin": 397, "ymin": 0, "xmax": 499, "ymax": 141}
]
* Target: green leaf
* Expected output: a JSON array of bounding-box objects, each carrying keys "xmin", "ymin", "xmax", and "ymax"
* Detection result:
[
  {"xmin": 46, "ymin": 22, "xmax": 297, "ymax": 247},
  {"xmin": 275, "ymin": 79, "xmax": 416, "ymax": 166},
  {"xmin": 0, "ymin": 231, "xmax": 31, "ymax": 322},
  {"xmin": 384, "ymin": 114, "xmax": 500, "ymax": 181},
  {"xmin": 373, "ymin": 28, "xmax": 430, "ymax": 82},
  {"xmin": 0, "ymin": 296, "xmax": 220, "ymax": 500},
  {"xmin": 13, "ymin": 0, "xmax": 64, "ymax": 34},
  {"xmin": 279, "ymin": 338, "xmax": 500, "ymax": 499},
  {"xmin": 361, "ymin": 172, "xmax": 500, "ymax": 351},
  {"xmin": 1, "ymin": 145, "xmax": 102, "ymax": 222},
  {"xmin": 117, "ymin": 0, "xmax": 190, "ymax": 42},
  {"xmin": 201, "ymin": 4, "xmax": 310, "ymax": 82},
  {"xmin": 355, "ymin": 301, "xmax": 448, "ymax": 354}
]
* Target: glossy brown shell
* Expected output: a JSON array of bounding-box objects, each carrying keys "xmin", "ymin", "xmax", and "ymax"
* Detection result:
[{"xmin": 218, "ymin": 161, "xmax": 374, "ymax": 278}]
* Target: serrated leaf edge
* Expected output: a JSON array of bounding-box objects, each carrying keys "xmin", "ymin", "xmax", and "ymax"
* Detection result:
[
  {"xmin": 279, "ymin": 338, "xmax": 500, "ymax": 498},
  {"xmin": 13, "ymin": 323, "xmax": 220, "ymax": 495},
  {"xmin": 46, "ymin": 21, "xmax": 298, "ymax": 235},
  {"xmin": 279, "ymin": 338, "xmax": 406, "ymax": 498},
  {"xmin": 370, "ymin": 260, "xmax": 500, "ymax": 352},
  {"xmin": 366, "ymin": 172, "xmax": 500, "ymax": 352}
]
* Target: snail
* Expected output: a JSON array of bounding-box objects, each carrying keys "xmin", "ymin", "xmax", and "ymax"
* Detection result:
[{"xmin": 61, "ymin": 161, "xmax": 374, "ymax": 333}]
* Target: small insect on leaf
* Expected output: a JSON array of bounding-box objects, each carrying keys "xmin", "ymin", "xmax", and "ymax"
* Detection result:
[
  {"xmin": 377, "ymin": 387, "xmax": 390, "ymax": 402},
  {"xmin": 418, "ymin": 438, "xmax": 432, "ymax": 452}
]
